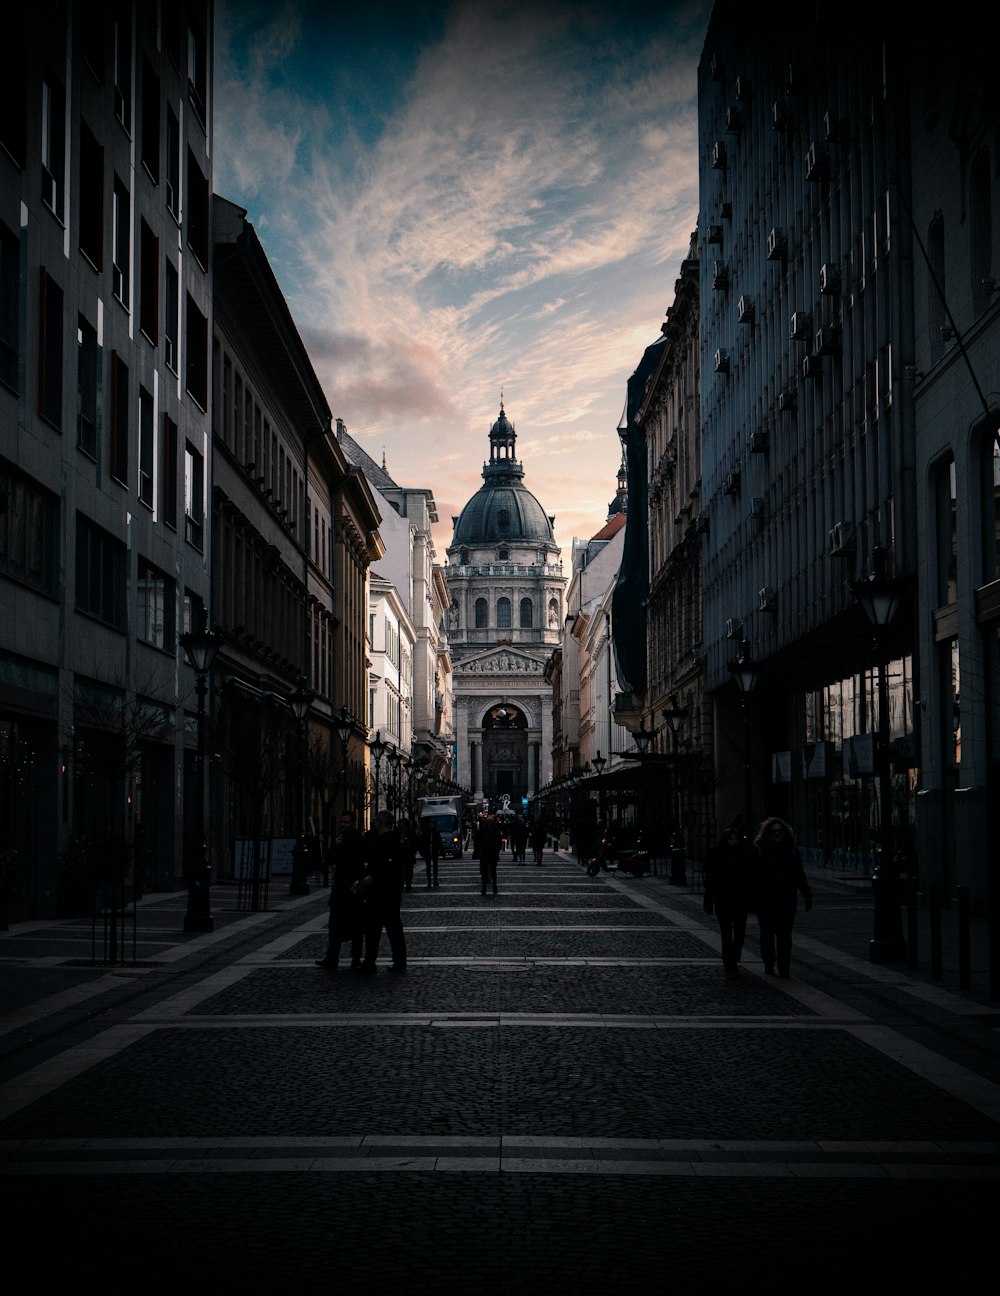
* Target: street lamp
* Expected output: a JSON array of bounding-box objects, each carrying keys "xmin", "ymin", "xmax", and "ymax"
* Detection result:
[
  {"xmin": 335, "ymin": 707, "xmax": 353, "ymax": 815},
  {"xmin": 631, "ymin": 720, "xmax": 654, "ymax": 756},
  {"xmin": 288, "ymin": 676, "xmax": 313, "ymax": 896},
  {"xmin": 851, "ymin": 543, "xmax": 907, "ymax": 963},
  {"xmin": 592, "ymin": 749, "xmax": 607, "ymax": 825},
  {"xmin": 729, "ymin": 639, "xmax": 760, "ymax": 839},
  {"xmin": 369, "ymin": 729, "xmax": 386, "ymax": 819},
  {"xmin": 387, "ymin": 745, "xmax": 401, "ymax": 818},
  {"xmin": 179, "ymin": 607, "xmax": 223, "ymax": 932},
  {"xmin": 661, "ymin": 695, "xmax": 689, "ymax": 885}
]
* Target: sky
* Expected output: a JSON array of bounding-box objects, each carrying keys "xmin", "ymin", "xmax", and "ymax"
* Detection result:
[{"xmin": 213, "ymin": 0, "xmax": 712, "ymax": 557}]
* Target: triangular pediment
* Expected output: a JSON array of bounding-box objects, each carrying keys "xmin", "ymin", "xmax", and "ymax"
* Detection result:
[{"xmin": 454, "ymin": 646, "xmax": 547, "ymax": 676}]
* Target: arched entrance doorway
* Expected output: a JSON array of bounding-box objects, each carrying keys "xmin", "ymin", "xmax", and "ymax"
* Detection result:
[{"xmin": 481, "ymin": 702, "xmax": 528, "ymax": 806}]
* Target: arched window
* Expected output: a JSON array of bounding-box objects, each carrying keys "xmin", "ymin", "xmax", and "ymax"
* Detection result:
[
  {"xmin": 497, "ymin": 546, "xmax": 509, "ymax": 561},
  {"xmin": 519, "ymin": 597, "xmax": 533, "ymax": 628},
  {"xmin": 497, "ymin": 597, "xmax": 512, "ymax": 628},
  {"xmin": 459, "ymin": 548, "xmax": 469, "ymax": 565},
  {"xmin": 475, "ymin": 597, "xmax": 488, "ymax": 628}
]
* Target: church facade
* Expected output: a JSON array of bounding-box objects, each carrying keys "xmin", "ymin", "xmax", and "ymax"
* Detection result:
[{"xmin": 445, "ymin": 403, "xmax": 565, "ymax": 807}]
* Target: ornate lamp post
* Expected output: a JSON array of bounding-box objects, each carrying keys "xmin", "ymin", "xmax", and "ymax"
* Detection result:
[
  {"xmin": 851, "ymin": 544, "xmax": 907, "ymax": 964},
  {"xmin": 179, "ymin": 607, "xmax": 223, "ymax": 932},
  {"xmin": 661, "ymin": 695, "xmax": 689, "ymax": 885},
  {"xmin": 288, "ymin": 676, "xmax": 313, "ymax": 896},
  {"xmin": 369, "ymin": 729, "xmax": 386, "ymax": 819},
  {"xmin": 592, "ymin": 749, "xmax": 607, "ymax": 826},
  {"xmin": 728, "ymin": 640, "xmax": 760, "ymax": 839},
  {"xmin": 335, "ymin": 707, "xmax": 353, "ymax": 815},
  {"xmin": 386, "ymin": 745, "xmax": 401, "ymax": 819}
]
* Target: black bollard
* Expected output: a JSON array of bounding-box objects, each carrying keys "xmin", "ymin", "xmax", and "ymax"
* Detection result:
[
  {"xmin": 930, "ymin": 883, "xmax": 943, "ymax": 980},
  {"xmin": 958, "ymin": 885, "xmax": 971, "ymax": 992}
]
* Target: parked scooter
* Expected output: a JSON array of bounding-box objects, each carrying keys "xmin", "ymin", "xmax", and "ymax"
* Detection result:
[{"xmin": 587, "ymin": 832, "xmax": 650, "ymax": 877}]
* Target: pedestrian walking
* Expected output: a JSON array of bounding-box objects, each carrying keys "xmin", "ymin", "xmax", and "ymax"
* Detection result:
[
  {"xmin": 703, "ymin": 825, "xmax": 754, "ymax": 978},
  {"xmin": 420, "ymin": 818, "xmax": 443, "ymax": 888},
  {"xmin": 478, "ymin": 814, "xmax": 502, "ymax": 895},
  {"xmin": 752, "ymin": 816, "xmax": 812, "ymax": 978},
  {"xmin": 315, "ymin": 810, "xmax": 367, "ymax": 971},
  {"xmin": 397, "ymin": 818, "xmax": 418, "ymax": 892},
  {"xmin": 530, "ymin": 816, "xmax": 547, "ymax": 865},
  {"xmin": 511, "ymin": 814, "xmax": 529, "ymax": 865},
  {"xmin": 359, "ymin": 810, "xmax": 407, "ymax": 974}
]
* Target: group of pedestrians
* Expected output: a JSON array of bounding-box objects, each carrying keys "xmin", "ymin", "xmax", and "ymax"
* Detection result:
[
  {"xmin": 702, "ymin": 816, "xmax": 812, "ymax": 979},
  {"xmin": 315, "ymin": 809, "xmax": 408, "ymax": 975}
]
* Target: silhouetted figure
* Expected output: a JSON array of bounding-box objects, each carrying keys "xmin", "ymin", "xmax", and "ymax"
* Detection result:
[
  {"xmin": 703, "ymin": 825, "xmax": 754, "ymax": 978},
  {"xmin": 511, "ymin": 814, "xmax": 529, "ymax": 864},
  {"xmin": 397, "ymin": 818, "xmax": 418, "ymax": 892},
  {"xmin": 420, "ymin": 820, "xmax": 443, "ymax": 887},
  {"xmin": 478, "ymin": 815, "xmax": 502, "ymax": 895},
  {"xmin": 530, "ymin": 817, "xmax": 547, "ymax": 865},
  {"xmin": 315, "ymin": 811, "xmax": 366, "ymax": 970},
  {"xmin": 753, "ymin": 816, "xmax": 812, "ymax": 978},
  {"xmin": 359, "ymin": 811, "xmax": 407, "ymax": 974}
]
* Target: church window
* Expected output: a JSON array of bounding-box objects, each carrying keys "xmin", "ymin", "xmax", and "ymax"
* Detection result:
[
  {"xmin": 498, "ymin": 546, "xmax": 509, "ymax": 561},
  {"xmin": 475, "ymin": 597, "xmax": 488, "ymax": 628},
  {"xmin": 519, "ymin": 597, "xmax": 533, "ymax": 628},
  {"xmin": 497, "ymin": 597, "xmax": 512, "ymax": 628},
  {"xmin": 460, "ymin": 548, "xmax": 469, "ymax": 565}
]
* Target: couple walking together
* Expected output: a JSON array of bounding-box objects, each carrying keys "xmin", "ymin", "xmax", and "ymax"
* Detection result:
[
  {"xmin": 316, "ymin": 809, "xmax": 407, "ymax": 975},
  {"xmin": 702, "ymin": 816, "xmax": 812, "ymax": 979}
]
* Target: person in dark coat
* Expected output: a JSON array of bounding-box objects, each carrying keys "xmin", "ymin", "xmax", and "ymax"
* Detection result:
[
  {"xmin": 703, "ymin": 825, "xmax": 754, "ymax": 978},
  {"xmin": 510, "ymin": 815, "xmax": 529, "ymax": 865},
  {"xmin": 752, "ymin": 816, "xmax": 812, "ymax": 978},
  {"xmin": 478, "ymin": 815, "xmax": 502, "ymax": 895},
  {"xmin": 530, "ymin": 817, "xmax": 547, "ymax": 865},
  {"xmin": 397, "ymin": 818, "xmax": 418, "ymax": 892},
  {"xmin": 315, "ymin": 810, "xmax": 367, "ymax": 970},
  {"xmin": 420, "ymin": 819, "xmax": 443, "ymax": 888},
  {"xmin": 359, "ymin": 811, "xmax": 407, "ymax": 974}
]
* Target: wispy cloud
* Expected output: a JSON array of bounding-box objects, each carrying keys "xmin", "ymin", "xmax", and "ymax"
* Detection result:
[{"xmin": 214, "ymin": 0, "xmax": 711, "ymax": 552}]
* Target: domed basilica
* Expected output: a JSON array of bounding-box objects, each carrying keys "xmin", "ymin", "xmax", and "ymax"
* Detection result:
[{"xmin": 445, "ymin": 401, "xmax": 565, "ymax": 807}]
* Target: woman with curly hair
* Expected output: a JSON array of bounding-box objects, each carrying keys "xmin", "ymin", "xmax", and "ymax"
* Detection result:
[{"xmin": 752, "ymin": 817, "xmax": 812, "ymax": 978}]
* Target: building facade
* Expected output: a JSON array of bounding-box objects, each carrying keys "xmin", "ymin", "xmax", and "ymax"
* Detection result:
[
  {"xmin": 1, "ymin": 1, "xmax": 214, "ymax": 915},
  {"xmin": 445, "ymin": 402, "xmax": 565, "ymax": 807}
]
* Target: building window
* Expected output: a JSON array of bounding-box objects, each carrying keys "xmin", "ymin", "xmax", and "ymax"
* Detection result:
[
  {"xmin": 0, "ymin": 222, "xmax": 18, "ymax": 392},
  {"xmin": 77, "ymin": 316, "xmax": 99, "ymax": 459},
  {"xmin": 188, "ymin": 17, "xmax": 208, "ymax": 127},
  {"xmin": 186, "ymin": 149, "xmax": 209, "ymax": 269},
  {"xmin": 184, "ymin": 441, "xmax": 204, "ymax": 549},
  {"xmin": 113, "ymin": 2, "xmax": 132, "ymax": 129},
  {"xmin": 164, "ymin": 258, "xmax": 179, "ymax": 371},
  {"xmin": 182, "ymin": 589, "xmax": 203, "ymax": 637},
  {"xmin": 137, "ymin": 558, "xmax": 174, "ymax": 649},
  {"xmin": 140, "ymin": 57, "xmax": 159, "ymax": 182},
  {"xmin": 0, "ymin": 462, "xmax": 59, "ymax": 597},
  {"xmin": 110, "ymin": 353, "xmax": 129, "ymax": 484},
  {"xmin": 41, "ymin": 72, "xmax": 66, "ymax": 220},
  {"xmin": 519, "ymin": 597, "xmax": 533, "ymax": 628},
  {"xmin": 185, "ymin": 293, "xmax": 208, "ymax": 408},
  {"xmin": 934, "ymin": 454, "xmax": 957, "ymax": 607},
  {"xmin": 161, "ymin": 414, "xmax": 178, "ymax": 529},
  {"xmin": 498, "ymin": 546, "xmax": 509, "ymax": 561},
  {"xmin": 983, "ymin": 432, "xmax": 1000, "ymax": 584},
  {"xmin": 166, "ymin": 106, "xmax": 180, "ymax": 219},
  {"xmin": 76, "ymin": 513, "xmax": 127, "ymax": 630},
  {"xmin": 78, "ymin": 121, "xmax": 104, "ymax": 270},
  {"xmin": 497, "ymin": 597, "xmax": 512, "ymax": 629},
  {"xmin": 138, "ymin": 386, "xmax": 154, "ymax": 506},
  {"xmin": 475, "ymin": 597, "xmax": 488, "ymax": 628},
  {"xmin": 112, "ymin": 176, "xmax": 130, "ymax": 307},
  {"xmin": 0, "ymin": 10, "xmax": 28, "ymax": 168},
  {"xmin": 38, "ymin": 268, "xmax": 64, "ymax": 429},
  {"xmin": 139, "ymin": 220, "xmax": 158, "ymax": 343}
]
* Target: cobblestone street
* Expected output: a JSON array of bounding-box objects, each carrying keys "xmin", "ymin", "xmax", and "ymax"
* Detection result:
[{"xmin": 3, "ymin": 850, "xmax": 999, "ymax": 1293}]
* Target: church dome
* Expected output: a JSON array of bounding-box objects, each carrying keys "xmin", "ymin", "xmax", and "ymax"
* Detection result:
[{"xmin": 450, "ymin": 401, "xmax": 555, "ymax": 547}]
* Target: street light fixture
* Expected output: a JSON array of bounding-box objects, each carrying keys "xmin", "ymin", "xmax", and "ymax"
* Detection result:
[
  {"xmin": 369, "ymin": 730, "xmax": 386, "ymax": 819},
  {"xmin": 851, "ymin": 544, "xmax": 907, "ymax": 964},
  {"xmin": 386, "ymin": 745, "xmax": 401, "ymax": 818},
  {"xmin": 335, "ymin": 707, "xmax": 353, "ymax": 814},
  {"xmin": 661, "ymin": 695, "xmax": 689, "ymax": 885},
  {"xmin": 179, "ymin": 607, "xmax": 223, "ymax": 932},
  {"xmin": 631, "ymin": 720, "xmax": 655, "ymax": 756},
  {"xmin": 288, "ymin": 676, "xmax": 313, "ymax": 896},
  {"xmin": 729, "ymin": 639, "xmax": 760, "ymax": 838}
]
